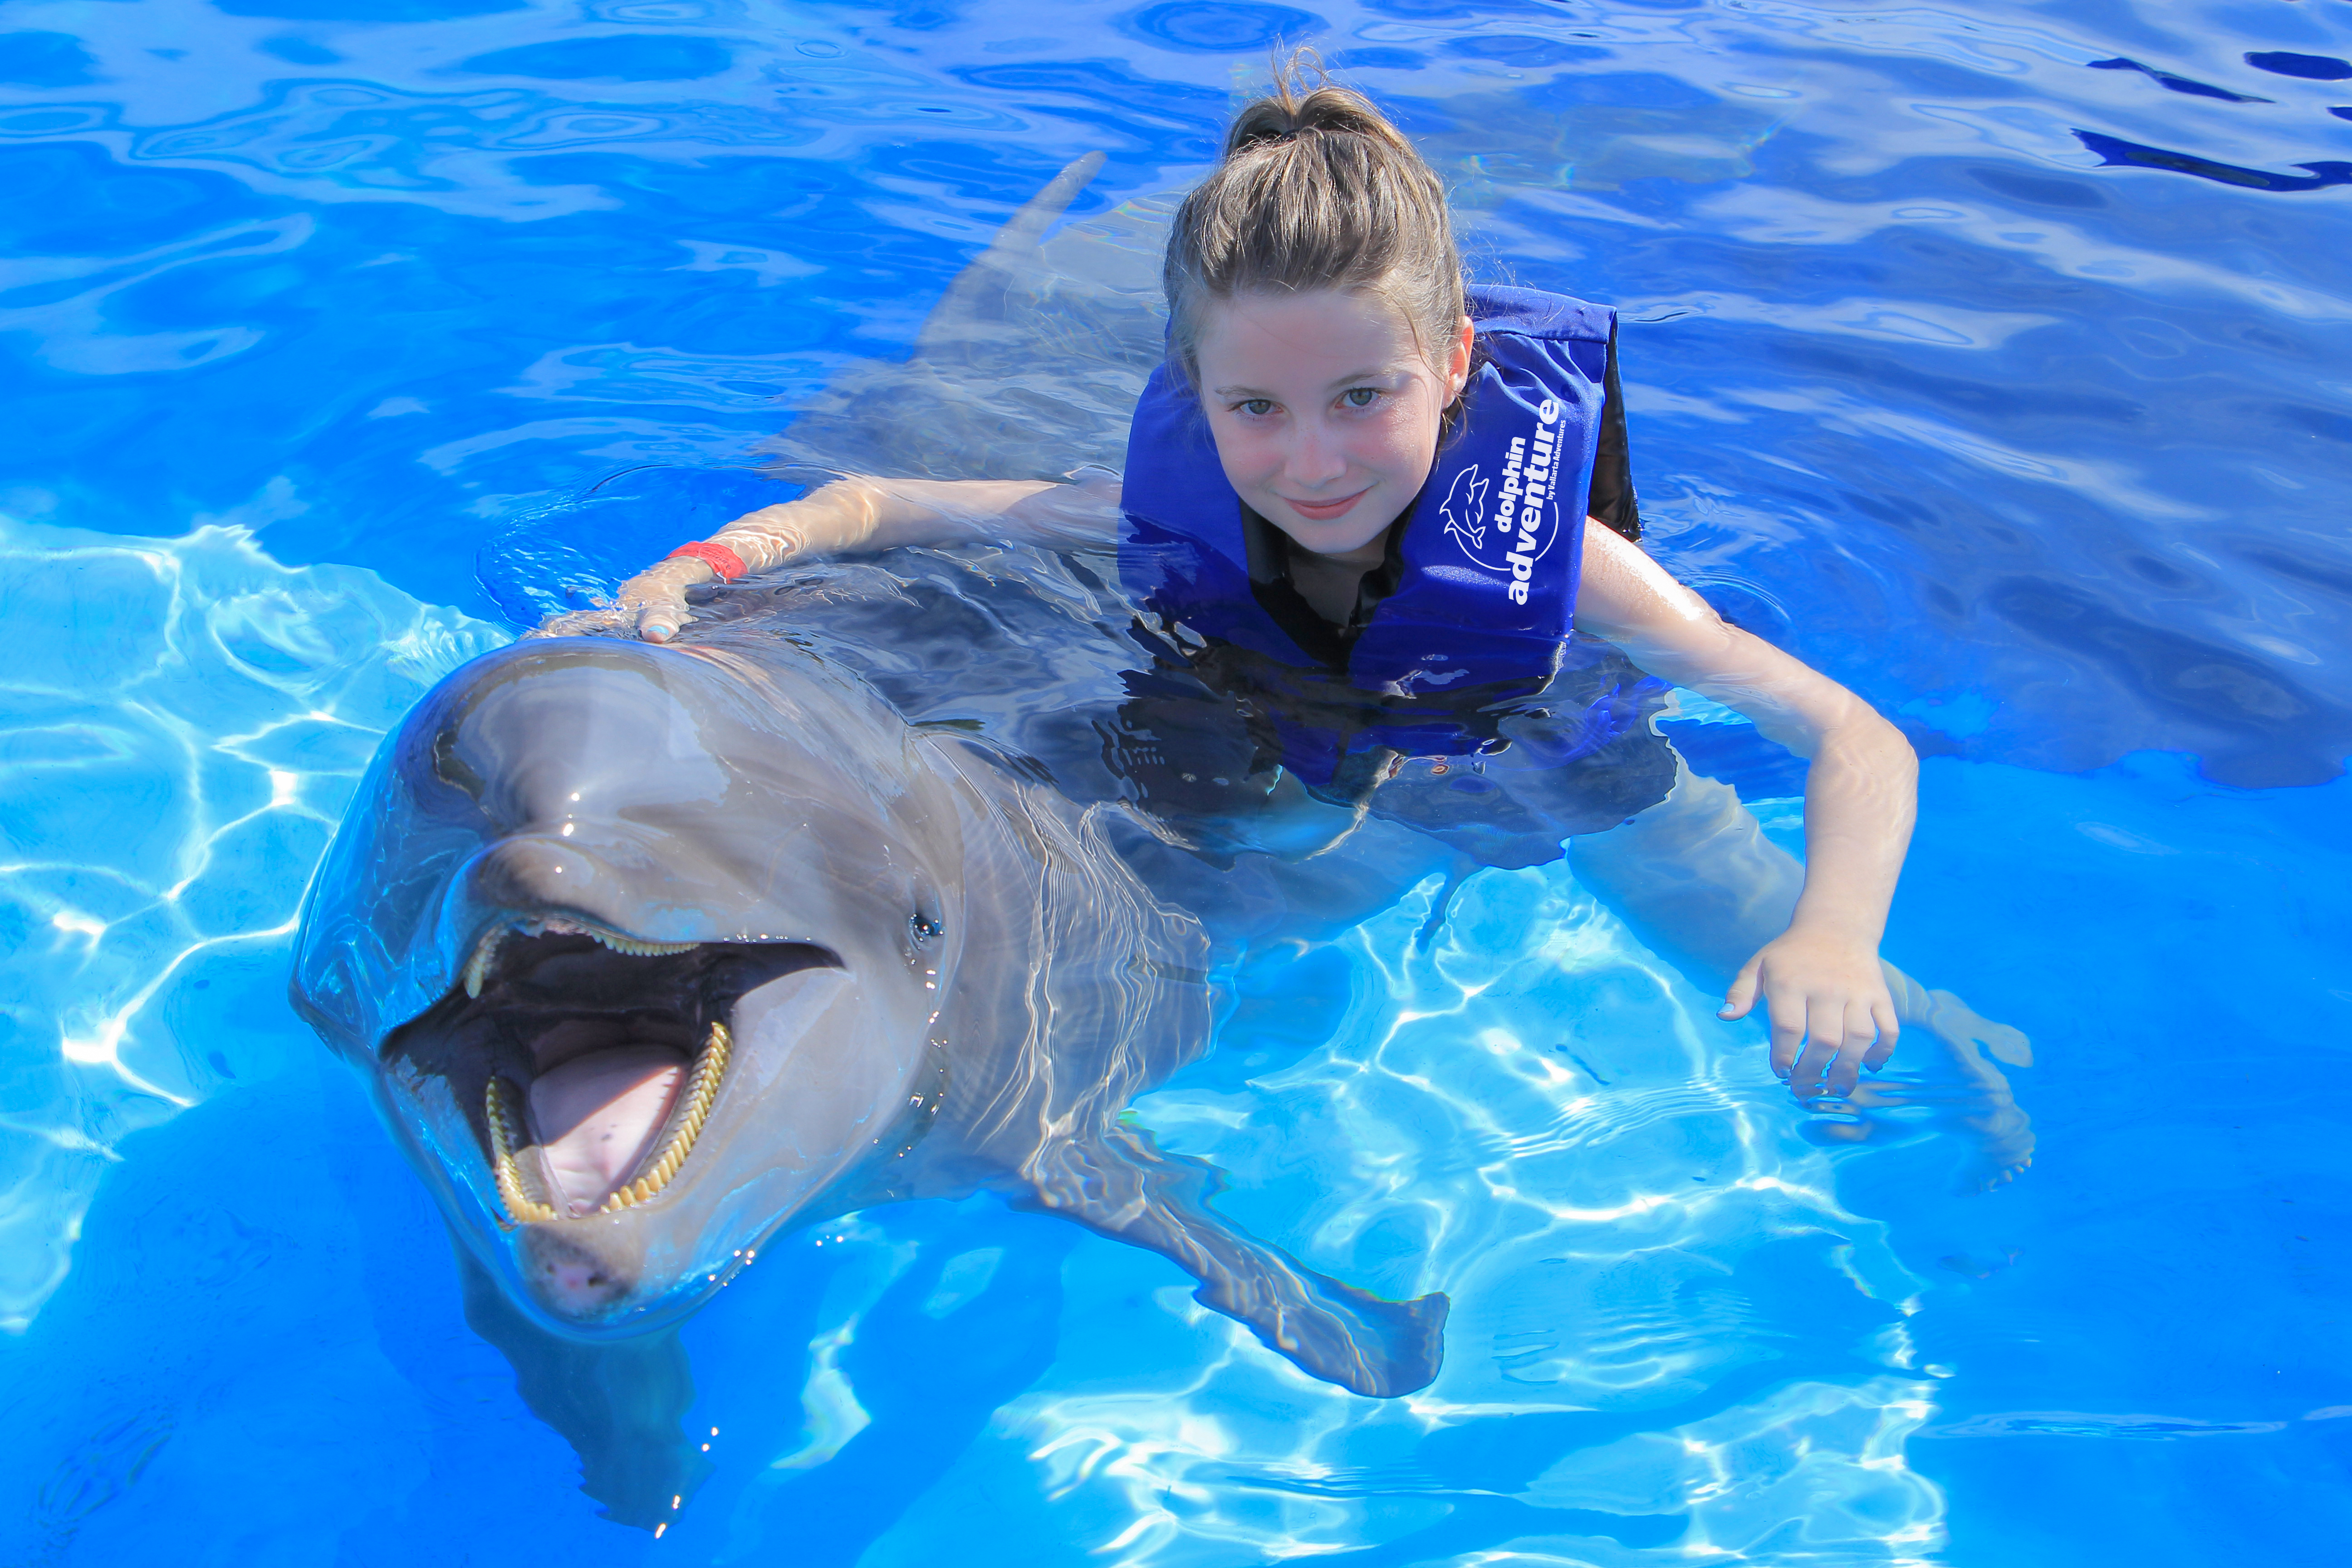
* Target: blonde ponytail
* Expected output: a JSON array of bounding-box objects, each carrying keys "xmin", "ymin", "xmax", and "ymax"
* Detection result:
[{"xmin": 1164, "ymin": 52, "xmax": 1464, "ymax": 384}]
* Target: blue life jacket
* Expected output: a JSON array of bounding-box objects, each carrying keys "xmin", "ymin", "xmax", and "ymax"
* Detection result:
[{"xmin": 1118, "ymin": 284, "xmax": 1655, "ymax": 786}]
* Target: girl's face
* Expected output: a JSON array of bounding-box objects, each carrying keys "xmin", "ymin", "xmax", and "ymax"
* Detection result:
[{"xmin": 1192, "ymin": 289, "xmax": 1475, "ymax": 560}]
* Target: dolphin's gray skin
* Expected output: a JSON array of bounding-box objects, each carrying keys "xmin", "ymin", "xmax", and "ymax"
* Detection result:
[{"xmin": 289, "ymin": 621, "xmax": 1447, "ymax": 1380}]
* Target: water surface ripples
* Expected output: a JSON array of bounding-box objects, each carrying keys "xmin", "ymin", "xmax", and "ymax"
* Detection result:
[{"xmin": 3, "ymin": 0, "xmax": 2351, "ymax": 1562}]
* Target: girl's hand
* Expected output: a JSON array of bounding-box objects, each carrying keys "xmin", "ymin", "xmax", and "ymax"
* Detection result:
[
  {"xmin": 530, "ymin": 557, "xmax": 709, "ymax": 643},
  {"xmin": 1719, "ymin": 927, "xmax": 1899, "ymax": 1096},
  {"xmin": 524, "ymin": 475, "xmax": 1114, "ymax": 645}
]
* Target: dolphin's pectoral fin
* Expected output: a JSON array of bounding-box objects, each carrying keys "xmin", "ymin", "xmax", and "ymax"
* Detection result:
[
  {"xmin": 1016, "ymin": 1128, "xmax": 1448, "ymax": 1398},
  {"xmin": 453, "ymin": 1236, "xmax": 711, "ymax": 1531}
]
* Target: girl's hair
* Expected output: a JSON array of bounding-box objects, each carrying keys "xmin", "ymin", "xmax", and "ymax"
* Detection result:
[{"xmin": 1163, "ymin": 54, "xmax": 1464, "ymax": 389}]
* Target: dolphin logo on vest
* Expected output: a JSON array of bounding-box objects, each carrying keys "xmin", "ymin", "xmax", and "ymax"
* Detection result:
[
  {"xmin": 1440, "ymin": 399, "xmax": 1564, "ymax": 605},
  {"xmin": 1438, "ymin": 469, "xmax": 1491, "ymax": 556}
]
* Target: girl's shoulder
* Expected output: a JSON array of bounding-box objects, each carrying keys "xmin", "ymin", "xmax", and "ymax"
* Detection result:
[{"xmin": 1467, "ymin": 284, "xmax": 1616, "ymax": 345}]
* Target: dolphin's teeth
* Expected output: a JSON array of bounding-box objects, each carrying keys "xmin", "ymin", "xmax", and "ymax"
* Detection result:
[
  {"xmin": 467, "ymin": 922, "xmax": 694, "ymax": 997},
  {"xmin": 588, "ymin": 928, "xmax": 698, "ymax": 959},
  {"xmin": 484, "ymin": 1077, "xmax": 557, "ymax": 1225},
  {"xmin": 597, "ymin": 1019, "xmax": 731, "ymax": 1215},
  {"xmin": 463, "ymin": 926, "xmax": 508, "ymax": 999}
]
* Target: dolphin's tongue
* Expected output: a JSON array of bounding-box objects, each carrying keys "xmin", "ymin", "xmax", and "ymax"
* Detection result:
[{"xmin": 527, "ymin": 1046, "xmax": 685, "ymax": 1219}]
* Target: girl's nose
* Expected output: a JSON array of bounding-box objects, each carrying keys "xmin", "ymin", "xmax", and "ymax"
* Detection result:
[{"xmin": 1285, "ymin": 421, "xmax": 1348, "ymax": 487}]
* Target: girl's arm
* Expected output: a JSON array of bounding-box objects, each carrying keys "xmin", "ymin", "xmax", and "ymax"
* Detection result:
[
  {"xmin": 536, "ymin": 474, "xmax": 1121, "ymax": 642},
  {"xmin": 1573, "ymin": 521, "xmax": 1918, "ymax": 1090}
]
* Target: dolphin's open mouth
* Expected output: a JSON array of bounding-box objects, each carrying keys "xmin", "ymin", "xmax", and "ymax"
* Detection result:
[{"xmin": 384, "ymin": 919, "xmax": 838, "ymax": 1225}]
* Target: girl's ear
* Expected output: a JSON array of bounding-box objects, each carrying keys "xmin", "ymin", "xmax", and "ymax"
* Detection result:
[{"xmin": 1447, "ymin": 314, "xmax": 1474, "ymax": 398}]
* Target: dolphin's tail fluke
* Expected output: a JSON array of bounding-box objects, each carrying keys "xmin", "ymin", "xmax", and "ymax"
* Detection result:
[{"xmin": 1018, "ymin": 1127, "xmax": 1449, "ymax": 1397}]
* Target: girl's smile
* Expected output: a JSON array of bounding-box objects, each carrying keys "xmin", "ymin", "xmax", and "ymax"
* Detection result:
[{"xmin": 1281, "ymin": 485, "xmax": 1373, "ymax": 522}]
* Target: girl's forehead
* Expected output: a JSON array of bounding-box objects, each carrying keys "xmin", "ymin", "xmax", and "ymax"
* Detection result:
[{"xmin": 1194, "ymin": 288, "xmax": 1426, "ymax": 377}]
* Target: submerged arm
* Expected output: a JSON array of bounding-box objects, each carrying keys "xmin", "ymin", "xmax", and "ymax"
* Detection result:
[
  {"xmin": 535, "ymin": 474, "xmax": 1121, "ymax": 642},
  {"xmin": 1573, "ymin": 522, "xmax": 1918, "ymax": 1089}
]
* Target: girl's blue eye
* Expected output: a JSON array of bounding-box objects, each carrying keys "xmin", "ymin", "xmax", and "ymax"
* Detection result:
[
  {"xmin": 1343, "ymin": 387, "xmax": 1379, "ymax": 409},
  {"xmin": 1238, "ymin": 398, "xmax": 1275, "ymax": 417}
]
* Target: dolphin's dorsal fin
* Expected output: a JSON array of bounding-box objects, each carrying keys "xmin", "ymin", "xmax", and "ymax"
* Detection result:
[
  {"xmin": 756, "ymin": 150, "xmax": 1160, "ymax": 480},
  {"xmin": 913, "ymin": 151, "xmax": 1107, "ymax": 363}
]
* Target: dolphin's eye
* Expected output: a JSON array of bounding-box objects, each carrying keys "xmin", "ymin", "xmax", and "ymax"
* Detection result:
[
  {"xmin": 909, "ymin": 914, "xmax": 943, "ymax": 946},
  {"xmin": 432, "ymin": 728, "xmax": 484, "ymax": 799}
]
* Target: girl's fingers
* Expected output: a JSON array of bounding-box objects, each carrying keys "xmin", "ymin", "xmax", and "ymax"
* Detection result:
[
  {"xmin": 1863, "ymin": 1001, "xmax": 1900, "ymax": 1071},
  {"xmin": 1789, "ymin": 1002, "xmax": 1842, "ymax": 1093},
  {"xmin": 1767, "ymin": 990, "xmax": 1810, "ymax": 1079},
  {"xmin": 1733, "ymin": 958, "xmax": 1903, "ymax": 1095},
  {"xmin": 1828, "ymin": 1004, "xmax": 1879, "ymax": 1094},
  {"xmin": 632, "ymin": 588, "xmax": 689, "ymax": 642},
  {"xmin": 1720, "ymin": 958, "xmax": 1763, "ymax": 1021}
]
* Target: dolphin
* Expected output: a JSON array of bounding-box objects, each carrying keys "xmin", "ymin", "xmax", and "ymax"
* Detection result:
[{"xmin": 287, "ymin": 616, "xmax": 1449, "ymax": 1377}]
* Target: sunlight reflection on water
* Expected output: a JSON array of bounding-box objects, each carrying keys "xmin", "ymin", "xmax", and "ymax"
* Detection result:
[
  {"xmin": 0, "ymin": 514, "xmax": 503, "ymax": 1328},
  {"xmin": 911, "ymin": 863, "xmax": 1946, "ymax": 1564}
]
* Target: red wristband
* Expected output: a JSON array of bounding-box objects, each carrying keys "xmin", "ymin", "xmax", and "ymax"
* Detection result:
[{"xmin": 667, "ymin": 540, "xmax": 747, "ymax": 582}]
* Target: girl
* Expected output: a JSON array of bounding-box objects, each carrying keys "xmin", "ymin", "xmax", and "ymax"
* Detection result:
[{"xmin": 546, "ymin": 71, "xmax": 2028, "ymax": 1135}]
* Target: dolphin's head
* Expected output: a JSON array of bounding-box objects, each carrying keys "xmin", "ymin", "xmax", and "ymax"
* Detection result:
[{"xmin": 294, "ymin": 636, "xmax": 962, "ymax": 1335}]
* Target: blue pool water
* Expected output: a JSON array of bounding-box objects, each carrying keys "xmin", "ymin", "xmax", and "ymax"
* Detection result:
[{"xmin": 5, "ymin": 0, "xmax": 2352, "ymax": 1561}]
